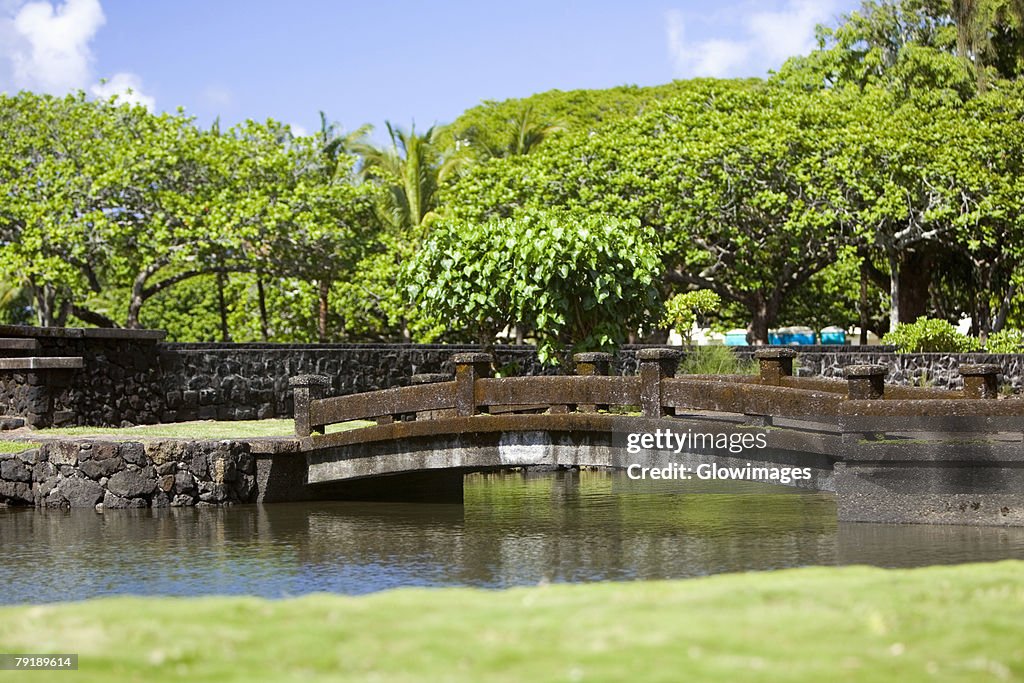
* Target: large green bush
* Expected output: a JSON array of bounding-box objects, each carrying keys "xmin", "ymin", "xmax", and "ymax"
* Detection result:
[
  {"xmin": 882, "ymin": 317, "xmax": 981, "ymax": 353},
  {"xmin": 404, "ymin": 209, "xmax": 662, "ymax": 363},
  {"xmin": 986, "ymin": 329, "xmax": 1024, "ymax": 353}
]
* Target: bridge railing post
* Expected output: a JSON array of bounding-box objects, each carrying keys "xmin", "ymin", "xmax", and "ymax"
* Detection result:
[
  {"xmin": 574, "ymin": 352, "xmax": 613, "ymax": 413},
  {"xmin": 638, "ymin": 348, "xmax": 680, "ymax": 418},
  {"xmin": 453, "ymin": 353, "xmax": 492, "ymax": 416},
  {"xmin": 844, "ymin": 364, "xmax": 887, "ymax": 401},
  {"xmin": 959, "ymin": 363, "xmax": 1001, "ymax": 399},
  {"xmin": 289, "ymin": 374, "xmax": 330, "ymax": 438},
  {"xmin": 755, "ymin": 348, "xmax": 797, "ymax": 386}
]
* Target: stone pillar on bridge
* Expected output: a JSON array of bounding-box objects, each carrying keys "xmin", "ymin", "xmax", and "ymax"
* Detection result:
[
  {"xmin": 290, "ymin": 374, "xmax": 330, "ymax": 437},
  {"xmin": 638, "ymin": 348, "xmax": 680, "ymax": 418},
  {"xmin": 453, "ymin": 353, "xmax": 492, "ymax": 417},
  {"xmin": 844, "ymin": 365, "xmax": 887, "ymax": 400},
  {"xmin": 574, "ymin": 352, "xmax": 613, "ymax": 413},
  {"xmin": 958, "ymin": 364, "xmax": 1001, "ymax": 399},
  {"xmin": 755, "ymin": 348, "xmax": 797, "ymax": 386}
]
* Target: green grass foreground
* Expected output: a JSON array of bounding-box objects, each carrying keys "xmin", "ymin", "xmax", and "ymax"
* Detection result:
[
  {"xmin": 31, "ymin": 418, "xmax": 371, "ymax": 440},
  {"xmin": 0, "ymin": 441, "xmax": 38, "ymax": 454},
  {"xmin": 1, "ymin": 563, "xmax": 1022, "ymax": 682}
]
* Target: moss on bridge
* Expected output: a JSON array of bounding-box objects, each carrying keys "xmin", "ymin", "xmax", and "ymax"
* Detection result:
[
  {"xmin": 28, "ymin": 418, "xmax": 372, "ymax": 440},
  {"xmin": 0, "ymin": 561, "xmax": 1021, "ymax": 682}
]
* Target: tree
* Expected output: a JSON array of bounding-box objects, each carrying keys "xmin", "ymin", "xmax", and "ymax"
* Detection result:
[
  {"xmin": 346, "ymin": 122, "xmax": 462, "ymax": 342},
  {"xmin": 445, "ymin": 80, "xmax": 858, "ymax": 344},
  {"xmin": 405, "ymin": 210, "xmax": 662, "ymax": 363},
  {"xmin": 0, "ymin": 91, "xmax": 231, "ymax": 327},
  {"xmin": 448, "ymin": 105, "xmax": 563, "ymax": 162},
  {"xmin": 0, "ymin": 92, "xmax": 377, "ymax": 335}
]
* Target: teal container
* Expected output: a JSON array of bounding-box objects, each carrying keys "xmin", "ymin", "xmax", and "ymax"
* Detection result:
[
  {"xmin": 724, "ymin": 329, "xmax": 748, "ymax": 346},
  {"xmin": 820, "ymin": 326, "xmax": 846, "ymax": 345}
]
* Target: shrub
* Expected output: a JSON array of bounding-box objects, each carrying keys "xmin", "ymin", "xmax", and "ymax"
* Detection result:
[
  {"xmin": 660, "ymin": 290, "xmax": 721, "ymax": 344},
  {"xmin": 678, "ymin": 345, "xmax": 757, "ymax": 376},
  {"xmin": 882, "ymin": 317, "xmax": 981, "ymax": 353},
  {"xmin": 986, "ymin": 329, "xmax": 1024, "ymax": 354}
]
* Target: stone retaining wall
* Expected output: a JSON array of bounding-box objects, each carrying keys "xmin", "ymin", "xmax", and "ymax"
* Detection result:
[
  {"xmin": 2, "ymin": 325, "xmax": 1023, "ymax": 428},
  {"xmin": 723, "ymin": 349, "xmax": 1024, "ymax": 392},
  {"xmin": 156, "ymin": 343, "xmax": 549, "ymax": 423},
  {"xmin": 0, "ymin": 439, "xmax": 258, "ymax": 508}
]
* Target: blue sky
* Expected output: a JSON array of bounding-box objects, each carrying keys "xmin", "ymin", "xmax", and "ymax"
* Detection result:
[{"xmin": 1, "ymin": 0, "xmax": 860, "ymax": 142}]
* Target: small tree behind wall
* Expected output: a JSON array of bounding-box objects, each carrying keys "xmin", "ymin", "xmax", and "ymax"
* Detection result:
[
  {"xmin": 661, "ymin": 290, "xmax": 721, "ymax": 345},
  {"xmin": 404, "ymin": 209, "xmax": 663, "ymax": 364}
]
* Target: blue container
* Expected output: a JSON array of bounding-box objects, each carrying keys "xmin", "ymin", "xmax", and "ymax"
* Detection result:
[
  {"xmin": 724, "ymin": 329, "xmax": 748, "ymax": 346},
  {"xmin": 789, "ymin": 327, "xmax": 816, "ymax": 345},
  {"xmin": 820, "ymin": 326, "xmax": 846, "ymax": 345},
  {"xmin": 768, "ymin": 330, "xmax": 788, "ymax": 345}
]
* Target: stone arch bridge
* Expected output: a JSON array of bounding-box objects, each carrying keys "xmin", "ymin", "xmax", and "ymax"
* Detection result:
[{"xmin": 291, "ymin": 349, "xmax": 1024, "ymax": 526}]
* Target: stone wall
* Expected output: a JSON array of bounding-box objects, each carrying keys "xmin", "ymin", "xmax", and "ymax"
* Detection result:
[
  {"xmin": 2, "ymin": 324, "xmax": 1024, "ymax": 428},
  {"xmin": 747, "ymin": 349, "xmax": 1024, "ymax": 391},
  {"xmin": 156, "ymin": 343, "xmax": 549, "ymax": 423},
  {"xmin": 0, "ymin": 325, "xmax": 165, "ymax": 427},
  {"xmin": 0, "ymin": 439, "xmax": 258, "ymax": 508}
]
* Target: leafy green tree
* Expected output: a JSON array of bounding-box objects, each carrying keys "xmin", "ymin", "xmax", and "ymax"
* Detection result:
[
  {"xmin": 345, "ymin": 122, "xmax": 465, "ymax": 341},
  {"xmin": 0, "ymin": 91, "xmax": 228, "ymax": 327},
  {"xmin": 0, "ymin": 92, "xmax": 378, "ymax": 336},
  {"xmin": 445, "ymin": 80, "xmax": 858, "ymax": 344},
  {"xmin": 448, "ymin": 105, "xmax": 563, "ymax": 162},
  {"xmin": 661, "ymin": 291, "xmax": 721, "ymax": 345},
  {"xmin": 405, "ymin": 210, "xmax": 662, "ymax": 362}
]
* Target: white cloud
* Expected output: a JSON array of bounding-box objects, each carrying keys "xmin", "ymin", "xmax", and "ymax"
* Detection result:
[
  {"xmin": 200, "ymin": 84, "xmax": 233, "ymax": 109},
  {"xmin": 747, "ymin": 0, "xmax": 837, "ymax": 63},
  {"xmin": 3, "ymin": 0, "xmax": 105, "ymax": 92},
  {"xmin": 666, "ymin": 1, "xmax": 839, "ymax": 78},
  {"xmin": 91, "ymin": 71, "xmax": 154, "ymax": 110},
  {"xmin": 289, "ymin": 123, "xmax": 308, "ymax": 137}
]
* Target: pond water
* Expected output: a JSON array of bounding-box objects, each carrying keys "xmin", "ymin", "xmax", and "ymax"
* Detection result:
[{"xmin": 3, "ymin": 470, "xmax": 1024, "ymax": 605}]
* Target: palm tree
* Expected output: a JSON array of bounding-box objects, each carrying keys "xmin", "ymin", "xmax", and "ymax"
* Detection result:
[
  {"xmin": 356, "ymin": 122, "xmax": 457, "ymax": 234},
  {"xmin": 314, "ymin": 111, "xmax": 372, "ymax": 181},
  {"xmin": 457, "ymin": 105, "xmax": 563, "ymax": 161},
  {"xmin": 952, "ymin": 0, "xmax": 1024, "ymax": 90}
]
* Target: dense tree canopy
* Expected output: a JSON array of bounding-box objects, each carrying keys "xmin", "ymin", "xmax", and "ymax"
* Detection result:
[{"xmin": 2, "ymin": 0, "xmax": 1022, "ymax": 355}]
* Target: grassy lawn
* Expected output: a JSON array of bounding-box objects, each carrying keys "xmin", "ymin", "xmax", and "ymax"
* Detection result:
[
  {"xmin": 30, "ymin": 419, "xmax": 372, "ymax": 440},
  {"xmin": 0, "ymin": 562, "xmax": 1021, "ymax": 682},
  {"xmin": 0, "ymin": 440, "xmax": 38, "ymax": 454}
]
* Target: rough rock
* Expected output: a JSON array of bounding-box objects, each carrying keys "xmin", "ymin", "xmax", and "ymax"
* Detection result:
[
  {"xmin": 119, "ymin": 442, "xmax": 148, "ymax": 466},
  {"xmin": 107, "ymin": 469, "xmax": 156, "ymax": 498},
  {"xmin": 59, "ymin": 477, "xmax": 104, "ymax": 508},
  {"xmin": 47, "ymin": 442, "xmax": 78, "ymax": 466},
  {"xmin": 80, "ymin": 455, "xmax": 123, "ymax": 480},
  {"xmin": 102, "ymin": 490, "xmax": 146, "ymax": 509},
  {"xmin": 1, "ymin": 458, "xmax": 31, "ymax": 483}
]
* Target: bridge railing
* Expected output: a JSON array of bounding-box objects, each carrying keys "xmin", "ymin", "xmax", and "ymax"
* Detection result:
[{"xmin": 292, "ymin": 349, "xmax": 1021, "ymax": 439}]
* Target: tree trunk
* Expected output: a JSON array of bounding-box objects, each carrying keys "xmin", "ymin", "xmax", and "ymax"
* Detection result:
[
  {"xmin": 974, "ymin": 260, "xmax": 994, "ymax": 343},
  {"xmin": 889, "ymin": 249, "xmax": 932, "ymax": 327},
  {"xmin": 257, "ymin": 278, "xmax": 269, "ymax": 341},
  {"xmin": 749, "ymin": 296, "xmax": 771, "ymax": 346},
  {"xmin": 994, "ymin": 282, "xmax": 1017, "ymax": 333},
  {"xmin": 859, "ymin": 262, "xmax": 869, "ymax": 345},
  {"xmin": 216, "ymin": 272, "xmax": 231, "ymax": 342},
  {"xmin": 34, "ymin": 284, "xmax": 55, "ymax": 327},
  {"xmin": 318, "ymin": 278, "xmax": 330, "ymax": 343}
]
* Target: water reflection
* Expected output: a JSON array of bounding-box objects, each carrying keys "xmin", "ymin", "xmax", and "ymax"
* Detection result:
[{"xmin": 2, "ymin": 470, "xmax": 1024, "ymax": 605}]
